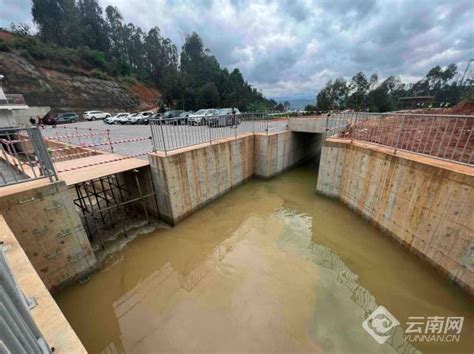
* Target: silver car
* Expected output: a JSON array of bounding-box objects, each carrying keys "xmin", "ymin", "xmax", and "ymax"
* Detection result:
[
  {"xmin": 208, "ymin": 108, "xmax": 241, "ymax": 127},
  {"xmin": 187, "ymin": 109, "xmax": 219, "ymax": 126}
]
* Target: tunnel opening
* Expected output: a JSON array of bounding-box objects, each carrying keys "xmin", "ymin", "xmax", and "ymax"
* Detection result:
[{"xmin": 291, "ymin": 131, "xmax": 324, "ymax": 183}]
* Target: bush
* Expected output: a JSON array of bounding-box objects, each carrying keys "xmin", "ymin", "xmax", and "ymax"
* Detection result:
[
  {"xmin": 119, "ymin": 75, "xmax": 138, "ymax": 86},
  {"xmin": 0, "ymin": 39, "xmax": 10, "ymax": 52},
  {"xmin": 89, "ymin": 69, "xmax": 108, "ymax": 80},
  {"xmin": 76, "ymin": 47, "xmax": 107, "ymax": 71},
  {"xmin": 11, "ymin": 37, "xmax": 75, "ymax": 65}
]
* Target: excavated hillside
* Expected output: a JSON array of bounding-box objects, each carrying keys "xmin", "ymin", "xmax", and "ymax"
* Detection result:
[{"xmin": 0, "ymin": 51, "xmax": 160, "ymax": 113}]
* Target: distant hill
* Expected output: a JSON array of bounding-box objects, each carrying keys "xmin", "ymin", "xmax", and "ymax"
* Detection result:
[{"xmin": 273, "ymin": 97, "xmax": 315, "ymax": 110}]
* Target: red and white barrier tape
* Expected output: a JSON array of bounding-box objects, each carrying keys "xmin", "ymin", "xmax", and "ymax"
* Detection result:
[
  {"xmin": 50, "ymin": 136, "xmax": 151, "ymax": 152},
  {"xmin": 57, "ymin": 152, "xmax": 148, "ymax": 172},
  {"xmin": 48, "ymin": 131, "xmax": 109, "ymax": 140}
]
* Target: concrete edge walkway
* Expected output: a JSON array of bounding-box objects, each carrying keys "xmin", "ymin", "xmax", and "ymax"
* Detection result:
[{"xmin": 0, "ymin": 214, "xmax": 86, "ymax": 353}]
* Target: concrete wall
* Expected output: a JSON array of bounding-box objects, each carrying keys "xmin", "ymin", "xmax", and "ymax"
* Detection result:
[
  {"xmin": 0, "ymin": 215, "xmax": 87, "ymax": 352},
  {"xmin": 12, "ymin": 106, "xmax": 50, "ymax": 126},
  {"xmin": 150, "ymin": 131, "xmax": 323, "ymax": 224},
  {"xmin": 150, "ymin": 135, "xmax": 255, "ymax": 224},
  {"xmin": 288, "ymin": 116, "xmax": 328, "ymax": 133},
  {"xmin": 0, "ymin": 180, "xmax": 96, "ymax": 291},
  {"xmin": 254, "ymin": 131, "xmax": 322, "ymax": 178},
  {"xmin": 0, "ymin": 109, "xmax": 17, "ymax": 127},
  {"xmin": 317, "ymin": 139, "xmax": 473, "ymax": 293}
]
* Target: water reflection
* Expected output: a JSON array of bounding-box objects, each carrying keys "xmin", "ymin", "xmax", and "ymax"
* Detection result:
[{"xmin": 55, "ymin": 167, "xmax": 472, "ymax": 354}]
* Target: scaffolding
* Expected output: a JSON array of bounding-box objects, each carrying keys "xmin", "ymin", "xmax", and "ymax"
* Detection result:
[{"xmin": 72, "ymin": 170, "xmax": 157, "ymax": 247}]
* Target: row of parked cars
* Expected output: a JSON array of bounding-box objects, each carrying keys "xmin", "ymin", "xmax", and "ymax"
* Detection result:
[
  {"xmin": 43, "ymin": 111, "xmax": 111, "ymax": 124},
  {"xmin": 103, "ymin": 108, "xmax": 242, "ymax": 127},
  {"xmin": 46, "ymin": 107, "xmax": 242, "ymax": 127}
]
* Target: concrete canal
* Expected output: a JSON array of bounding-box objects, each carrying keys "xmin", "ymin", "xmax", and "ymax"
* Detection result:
[{"xmin": 55, "ymin": 164, "xmax": 473, "ymax": 354}]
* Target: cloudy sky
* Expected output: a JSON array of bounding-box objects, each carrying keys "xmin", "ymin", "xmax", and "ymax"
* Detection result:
[{"xmin": 1, "ymin": 0, "xmax": 473, "ymax": 98}]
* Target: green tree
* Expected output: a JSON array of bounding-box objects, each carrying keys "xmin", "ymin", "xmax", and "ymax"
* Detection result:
[
  {"xmin": 77, "ymin": 0, "xmax": 109, "ymax": 53},
  {"xmin": 347, "ymin": 72, "xmax": 369, "ymax": 110},
  {"xmin": 316, "ymin": 78, "xmax": 349, "ymax": 111},
  {"xmin": 32, "ymin": 0, "xmax": 81, "ymax": 47},
  {"xmin": 196, "ymin": 82, "xmax": 220, "ymax": 108}
]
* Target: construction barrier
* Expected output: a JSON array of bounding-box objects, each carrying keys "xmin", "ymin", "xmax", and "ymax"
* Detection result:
[
  {"xmin": 57, "ymin": 152, "xmax": 149, "ymax": 173},
  {"xmin": 50, "ymin": 136, "xmax": 152, "ymax": 152}
]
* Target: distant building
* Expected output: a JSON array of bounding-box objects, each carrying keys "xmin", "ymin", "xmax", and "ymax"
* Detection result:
[
  {"xmin": 399, "ymin": 96, "xmax": 434, "ymax": 109},
  {"xmin": 0, "ymin": 74, "xmax": 29, "ymax": 127}
]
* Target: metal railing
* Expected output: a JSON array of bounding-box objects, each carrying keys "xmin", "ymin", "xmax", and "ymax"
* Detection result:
[
  {"xmin": 43, "ymin": 126, "xmax": 113, "ymax": 152},
  {"xmin": 150, "ymin": 112, "xmax": 289, "ymax": 154},
  {"xmin": 0, "ymin": 127, "xmax": 58, "ymax": 186},
  {"xmin": 325, "ymin": 112, "xmax": 474, "ymax": 165},
  {"xmin": 0, "ymin": 248, "xmax": 51, "ymax": 353}
]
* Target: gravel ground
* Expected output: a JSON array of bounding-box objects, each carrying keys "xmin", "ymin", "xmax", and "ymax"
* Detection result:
[{"xmin": 41, "ymin": 119, "xmax": 289, "ymax": 158}]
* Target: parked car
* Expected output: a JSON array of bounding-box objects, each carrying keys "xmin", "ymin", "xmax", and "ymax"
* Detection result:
[
  {"xmin": 126, "ymin": 111, "xmax": 154, "ymax": 125},
  {"xmin": 137, "ymin": 111, "xmax": 154, "ymax": 125},
  {"xmin": 104, "ymin": 112, "xmax": 129, "ymax": 124},
  {"xmin": 161, "ymin": 110, "xmax": 185, "ymax": 125},
  {"xmin": 120, "ymin": 112, "xmax": 137, "ymax": 124},
  {"xmin": 177, "ymin": 111, "xmax": 194, "ymax": 125},
  {"xmin": 45, "ymin": 112, "xmax": 79, "ymax": 125},
  {"xmin": 208, "ymin": 108, "xmax": 241, "ymax": 127},
  {"xmin": 83, "ymin": 110, "xmax": 111, "ymax": 121},
  {"xmin": 150, "ymin": 112, "xmax": 162, "ymax": 121},
  {"xmin": 187, "ymin": 109, "xmax": 219, "ymax": 126}
]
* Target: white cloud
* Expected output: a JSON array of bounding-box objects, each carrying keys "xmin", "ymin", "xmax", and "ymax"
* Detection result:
[{"xmin": 1, "ymin": 0, "xmax": 473, "ymax": 98}]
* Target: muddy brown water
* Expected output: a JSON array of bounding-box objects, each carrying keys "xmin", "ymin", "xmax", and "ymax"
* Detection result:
[{"xmin": 55, "ymin": 164, "xmax": 473, "ymax": 354}]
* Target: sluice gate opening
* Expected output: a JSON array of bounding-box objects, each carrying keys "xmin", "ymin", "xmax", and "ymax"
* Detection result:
[{"xmin": 71, "ymin": 168, "xmax": 158, "ymax": 249}]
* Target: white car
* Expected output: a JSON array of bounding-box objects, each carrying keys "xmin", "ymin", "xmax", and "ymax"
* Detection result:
[
  {"xmin": 83, "ymin": 110, "xmax": 111, "ymax": 121},
  {"xmin": 188, "ymin": 109, "xmax": 219, "ymax": 125},
  {"xmin": 125, "ymin": 111, "xmax": 153, "ymax": 125},
  {"xmin": 119, "ymin": 113, "xmax": 137, "ymax": 124},
  {"xmin": 104, "ymin": 112, "xmax": 129, "ymax": 124}
]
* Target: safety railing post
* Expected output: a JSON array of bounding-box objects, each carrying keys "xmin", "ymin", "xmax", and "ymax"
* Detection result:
[
  {"xmin": 208, "ymin": 118, "xmax": 212, "ymax": 145},
  {"xmin": 149, "ymin": 122, "xmax": 156, "ymax": 152},
  {"xmin": 352, "ymin": 113, "xmax": 358, "ymax": 143},
  {"xmin": 159, "ymin": 120, "xmax": 167, "ymax": 156},
  {"xmin": 28, "ymin": 127, "xmax": 57, "ymax": 181},
  {"xmin": 394, "ymin": 115, "xmax": 406, "ymax": 155},
  {"xmin": 325, "ymin": 114, "xmax": 329, "ymax": 138},
  {"xmin": 106, "ymin": 129, "xmax": 114, "ymax": 153}
]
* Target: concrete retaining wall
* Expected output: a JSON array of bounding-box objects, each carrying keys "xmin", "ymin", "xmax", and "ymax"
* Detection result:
[
  {"xmin": 150, "ymin": 135, "xmax": 255, "ymax": 224},
  {"xmin": 0, "ymin": 180, "xmax": 96, "ymax": 291},
  {"xmin": 0, "ymin": 215, "xmax": 86, "ymax": 352},
  {"xmin": 288, "ymin": 116, "xmax": 328, "ymax": 133},
  {"xmin": 317, "ymin": 139, "xmax": 473, "ymax": 293},
  {"xmin": 150, "ymin": 131, "xmax": 323, "ymax": 224},
  {"xmin": 12, "ymin": 106, "xmax": 51, "ymax": 126}
]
